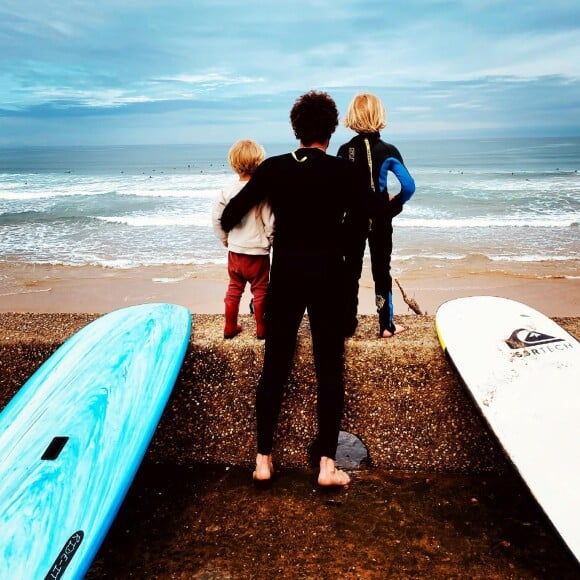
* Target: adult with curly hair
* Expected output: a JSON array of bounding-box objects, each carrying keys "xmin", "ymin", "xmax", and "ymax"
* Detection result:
[{"xmin": 221, "ymin": 90, "xmax": 370, "ymax": 487}]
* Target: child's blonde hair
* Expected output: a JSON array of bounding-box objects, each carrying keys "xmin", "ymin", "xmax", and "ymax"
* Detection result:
[
  {"xmin": 228, "ymin": 139, "xmax": 265, "ymax": 176},
  {"xmin": 343, "ymin": 93, "xmax": 386, "ymax": 133}
]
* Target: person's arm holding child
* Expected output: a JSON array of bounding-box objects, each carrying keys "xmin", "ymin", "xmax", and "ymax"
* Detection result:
[
  {"xmin": 261, "ymin": 201, "xmax": 275, "ymax": 247},
  {"xmin": 221, "ymin": 164, "xmax": 269, "ymax": 232},
  {"xmin": 212, "ymin": 189, "xmax": 229, "ymax": 247}
]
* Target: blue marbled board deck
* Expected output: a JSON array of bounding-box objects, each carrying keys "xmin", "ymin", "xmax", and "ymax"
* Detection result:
[{"xmin": 0, "ymin": 303, "xmax": 192, "ymax": 579}]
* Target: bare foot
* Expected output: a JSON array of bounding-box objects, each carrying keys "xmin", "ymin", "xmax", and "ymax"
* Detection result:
[
  {"xmin": 318, "ymin": 456, "xmax": 350, "ymax": 487},
  {"xmin": 381, "ymin": 324, "xmax": 407, "ymax": 338},
  {"xmin": 253, "ymin": 453, "xmax": 274, "ymax": 481}
]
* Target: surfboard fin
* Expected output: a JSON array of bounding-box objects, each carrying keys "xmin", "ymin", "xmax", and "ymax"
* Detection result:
[{"xmin": 41, "ymin": 436, "xmax": 69, "ymax": 460}]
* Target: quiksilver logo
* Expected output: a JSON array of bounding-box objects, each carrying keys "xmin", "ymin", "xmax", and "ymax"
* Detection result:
[
  {"xmin": 45, "ymin": 530, "xmax": 84, "ymax": 580},
  {"xmin": 505, "ymin": 329, "xmax": 564, "ymax": 349}
]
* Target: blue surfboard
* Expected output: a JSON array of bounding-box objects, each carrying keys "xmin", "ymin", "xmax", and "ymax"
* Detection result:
[{"xmin": 0, "ymin": 302, "xmax": 191, "ymax": 578}]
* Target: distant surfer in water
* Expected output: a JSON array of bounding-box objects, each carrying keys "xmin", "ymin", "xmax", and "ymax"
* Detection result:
[
  {"xmin": 221, "ymin": 91, "xmax": 384, "ymax": 487},
  {"xmin": 338, "ymin": 93, "xmax": 415, "ymax": 338}
]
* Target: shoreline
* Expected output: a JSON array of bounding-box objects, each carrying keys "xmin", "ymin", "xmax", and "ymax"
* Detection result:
[
  {"xmin": 1, "ymin": 260, "xmax": 578, "ymax": 317},
  {"xmin": 2, "ymin": 268, "xmax": 579, "ymax": 576}
]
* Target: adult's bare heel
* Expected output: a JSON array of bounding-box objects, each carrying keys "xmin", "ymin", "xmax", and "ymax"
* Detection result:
[
  {"xmin": 318, "ymin": 456, "xmax": 350, "ymax": 487},
  {"xmin": 252, "ymin": 453, "xmax": 274, "ymax": 488}
]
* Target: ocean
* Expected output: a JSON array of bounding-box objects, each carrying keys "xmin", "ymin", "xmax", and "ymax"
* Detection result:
[{"xmin": 0, "ymin": 138, "xmax": 578, "ymax": 280}]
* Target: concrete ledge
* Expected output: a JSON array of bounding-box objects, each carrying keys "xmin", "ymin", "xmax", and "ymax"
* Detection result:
[{"xmin": 1, "ymin": 313, "xmax": 578, "ymax": 473}]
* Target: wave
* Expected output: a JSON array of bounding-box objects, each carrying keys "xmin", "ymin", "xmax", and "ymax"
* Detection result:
[
  {"xmin": 396, "ymin": 216, "xmax": 577, "ymax": 228},
  {"xmin": 95, "ymin": 213, "xmax": 578, "ymax": 230},
  {"xmin": 390, "ymin": 251, "xmax": 580, "ymax": 282},
  {"xmin": 95, "ymin": 213, "xmax": 211, "ymax": 227},
  {"xmin": 0, "ymin": 287, "xmax": 53, "ymax": 297},
  {"xmin": 5, "ymin": 253, "xmax": 575, "ymax": 279},
  {"xmin": 0, "ymin": 174, "xmax": 230, "ymax": 201},
  {"xmin": 151, "ymin": 276, "xmax": 189, "ymax": 284},
  {"xmin": 2, "ymin": 256, "xmax": 227, "ymax": 269},
  {"xmin": 5, "ymin": 209, "xmax": 575, "ymax": 230},
  {"xmin": 0, "ymin": 210, "xmax": 105, "ymax": 225},
  {"xmin": 393, "ymin": 251, "xmax": 579, "ymax": 264},
  {"xmin": 0, "ymin": 186, "xmax": 223, "ymax": 202},
  {"xmin": 488, "ymin": 254, "xmax": 579, "ymax": 263},
  {"xmin": 396, "ymin": 253, "xmax": 466, "ymax": 261}
]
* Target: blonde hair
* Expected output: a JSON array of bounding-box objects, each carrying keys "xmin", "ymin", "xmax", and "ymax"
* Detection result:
[
  {"xmin": 228, "ymin": 139, "xmax": 265, "ymax": 176},
  {"xmin": 343, "ymin": 93, "xmax": 386, "ymax": 133}
]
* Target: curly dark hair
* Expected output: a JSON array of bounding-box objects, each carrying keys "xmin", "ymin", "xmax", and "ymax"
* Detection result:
[{"xmin": 290, "ymin": 90, "xmax": 339, "ymax": 146}]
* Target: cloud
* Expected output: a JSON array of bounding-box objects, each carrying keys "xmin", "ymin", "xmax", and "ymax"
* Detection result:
[{"xmin": 0, "ymin": 0, "xmax": 578, "ymax": 144}]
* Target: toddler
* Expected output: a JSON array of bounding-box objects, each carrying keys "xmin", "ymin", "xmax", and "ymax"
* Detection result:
[{"xmin": 212, "ymin": 140, "xmax": 274, "ymax": 339}]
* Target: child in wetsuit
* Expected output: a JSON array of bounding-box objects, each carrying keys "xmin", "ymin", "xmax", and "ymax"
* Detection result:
[
  {"xmin": 338, "ymin": 93, "xmax": 415, "ymax": 338},
  {"xmin": 212, "ymin": 139, "xmax": 274, "ymax": 339}
]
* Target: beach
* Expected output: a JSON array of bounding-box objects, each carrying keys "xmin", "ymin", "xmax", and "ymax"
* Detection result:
[
  {"xmin": 1, "ymin": 260, "xmax": 578, "ymax": 317},
  {"xmin": 1, "ymin": 139, "xmax": 579, "ymax": 576},
  {"xmin": 2, "ymin": 138, "xmax": 578, "ymax": 317}
]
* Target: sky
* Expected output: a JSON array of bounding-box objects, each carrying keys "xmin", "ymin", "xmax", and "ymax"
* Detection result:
[{"xmin": 1, "ymin": 0, "xmax": 579, "ymax": 146}]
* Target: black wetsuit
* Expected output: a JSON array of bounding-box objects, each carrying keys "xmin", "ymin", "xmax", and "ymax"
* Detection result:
[
  {"xmin": 221, "ymin": 147, "xmax": 366, "ymax": 459},
  {"xmin": 337, "ymin": 133, "xmax": 415, "ymax": 335}
]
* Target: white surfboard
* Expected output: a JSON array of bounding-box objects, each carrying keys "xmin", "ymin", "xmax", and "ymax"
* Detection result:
[
  {"xmin": 0, "ymin": 303, "xmax": 191, "ymax": 578},
  {"xmin": 435, "ymin": 296, "xmax": 580, "ymax": 561}
]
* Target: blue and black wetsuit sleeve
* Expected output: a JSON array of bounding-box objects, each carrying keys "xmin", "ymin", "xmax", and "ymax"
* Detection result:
[{"xmin": 378, "ymin": 157, "xmax": 415, "ymax": 205}]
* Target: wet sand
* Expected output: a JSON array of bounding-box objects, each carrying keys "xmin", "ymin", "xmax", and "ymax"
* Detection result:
[
  {"xmin": 1, "ymin": 261, "xmax": 579, "ymax": 317},
  {"xmin": 86, "ymin": 462, "xmax": 579, "ymax": 579}
]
